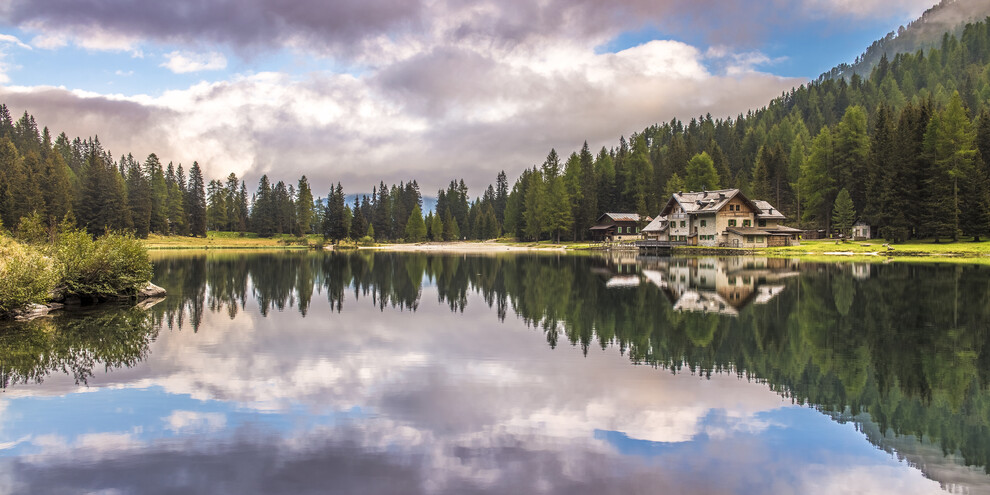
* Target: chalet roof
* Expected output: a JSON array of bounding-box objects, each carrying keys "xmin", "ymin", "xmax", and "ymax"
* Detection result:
[
  {"xmin": 597, "ymin": 212, "xmax": 646, "ymax": 223},
  {"xmin": 658, "ymin": 189, "xmax": 788, "ymax": 222},
  {"xmin": 641, "ymin": 215, "xmax": 668, "ymax": 233},
  {"xmin": 659, "ymin": 189, "xmax": 761, "ymax": 217},
  {"xmin": 752, "ymin": 200, "xmax": 786, "ymax": 220},
  {"xmin": 664, "ymin": 189, "xmax": 741, "ymax": 215},
  {"xmin": 764, "ymin": 225, "xmax": 803, "ymax": 233}
]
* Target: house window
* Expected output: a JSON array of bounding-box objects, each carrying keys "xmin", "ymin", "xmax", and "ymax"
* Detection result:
[
  {"xmin": 745, "ymin": 235, "xmax": 754, "ymax": 242},
  {"xmin": 756, "ymin": 236, "xmax": 765, "ymax": 243},
  {"xmin": 743, "ymin": 220, "xmax": 751, "ymax": 227},
  {"xmin": 758, "ymin": 219, "xmax": 766, "ymax": 227},
  {"xmin": 680, "ymin": 221, "xmax": 686, "ymax": 228},
  {"xmin": 634, "ymin": 227, "xmax": 639, "ymax": 233},
  {"xmin": 728, "ymin": 220, "xmax": 736, "ymax": 227},
  {"xmin": 700, "ymin": 220, "xmax": 707, "ymax": 227}
]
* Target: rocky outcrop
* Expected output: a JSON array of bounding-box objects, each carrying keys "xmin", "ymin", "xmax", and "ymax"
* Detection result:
[
  {"xmin": 8, "ymin": 282, "xmax": 166, "ymax": 321},
  {"xmin": 12, "ymin": 302, "xmax": 64, "ymax": 321},
  {"xmin": 138, "ymin": 283, "xmax": 166, "ymax": 299}
]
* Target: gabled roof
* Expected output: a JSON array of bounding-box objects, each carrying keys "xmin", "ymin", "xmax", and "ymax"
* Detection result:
[
  {"xmin": 595, "ymin": 212, "xmax": 647, "ymax": 224},
  {"xmin": 753, "ymin": 200, "xmax": 786, "ymax": 220},
  {"xmin": 658, "ymin": 189, "xmax": 788, "ymax": 221},
  {"xmin": 641, "ymin": 215, "xmax": 668, "ymax": 233},
  {"xmin": 659, "ymin": 189, "xmax": 760, "ymax": 216}
]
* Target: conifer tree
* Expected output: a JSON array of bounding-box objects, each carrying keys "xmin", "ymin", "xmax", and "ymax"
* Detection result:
[
  {"xmin": 495, "ymin": 170, "xmax": 509, "ymax": 226},
  {"xmin": 684, "ymin": 152, "xmax": 720, "ymax": 192},
  {"xmin": 296, "ymin": 176, "xmax": 315, "ymax": 235},
  {"xmin": 405, "ymin": 204, "xmax": 427, "ymax": 242},
  {"xmin": 799, "ymin": 127, "xmax": 837, "ymax": 230},
  {"xmin": 186, "ymin": 162, "xmax": 207, "ymax": 236},
  {"xmin": 834, "ymin": 106, "xmax": 870, "ymax": 212},
  {"xmin": 429, "ymin": 211, "xmax": 443, "ymax": 241},
  {"xmin": 832, "ymin": 188, "xmax": 856, "ymax": 237},
  {"xmin": 126, "ymin": 161, "xmax": 152, "ymax": 237},
  {"xmin": 252, "ymin": 175, "xmax": 275, "ymax": 236}
]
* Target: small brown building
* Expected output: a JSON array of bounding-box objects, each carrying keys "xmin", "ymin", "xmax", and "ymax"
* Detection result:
[{"xmin": 589, "ymin": 213, "xmax": 649, "ymax": 242}]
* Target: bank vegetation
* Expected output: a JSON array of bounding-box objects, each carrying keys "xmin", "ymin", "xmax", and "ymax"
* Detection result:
[{"xmin": 0, "ymin": 214, "xmax": 153, "ymax": 318}]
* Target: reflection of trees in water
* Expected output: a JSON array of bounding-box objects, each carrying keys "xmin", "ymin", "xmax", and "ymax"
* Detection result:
[
  {"xmin": 0, "ymin": 307, "xmax": 158, "ymax": 387},
  {"xmin": 9, "ymin": 252, "xmax": 990, "ymax": 474}
]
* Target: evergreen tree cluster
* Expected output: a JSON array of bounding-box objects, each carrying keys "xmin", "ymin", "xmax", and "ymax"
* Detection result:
[
  {"xmin": 8, "ymin": 18, "xmax": 990, "ymax": 242},
  {"xmin": 0, "ymin": 107, "xmax": 214, "ymax": 237}
]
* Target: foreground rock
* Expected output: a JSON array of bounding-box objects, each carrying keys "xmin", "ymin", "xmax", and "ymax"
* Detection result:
[
  {"xmin": 8, "ymin": 282, "xmax": 166, "ymax": 321},
  {"xmin": 137, "ymin": 283, "xmax": 167, "ymax": 299}
]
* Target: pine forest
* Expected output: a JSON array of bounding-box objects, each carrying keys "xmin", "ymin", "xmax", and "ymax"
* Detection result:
[{"xmin": 7, "ymin": 17, "xmax": 990, "ymax": 243}]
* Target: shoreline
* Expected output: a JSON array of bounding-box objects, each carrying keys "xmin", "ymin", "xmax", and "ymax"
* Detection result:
[
  {"xmin": 139, "ymin": 235, "xmax": 990, "ymax": 263},
  {"xmin": 362, "ymin": 241, "xmax": 568, "ymax": 253}
]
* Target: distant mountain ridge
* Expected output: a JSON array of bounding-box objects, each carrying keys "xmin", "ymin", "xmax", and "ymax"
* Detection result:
[{"xmin": 822, "ymin": 0, "xmax": 990, "ymax": 81}]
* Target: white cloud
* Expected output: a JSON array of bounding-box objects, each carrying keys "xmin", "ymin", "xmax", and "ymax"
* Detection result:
[
  {"xmin": 164, "ymin": 411, "xmax": 227, "ymax": 433},
  {"xmin": 28, "ymin": 22, "xmax": 141, "ymax": 54},
  {"xmin": 0, "ymin": 34, "xmax": 800, "ymax": 192},
  {"xmin": 0, "ymin": 34, "xmax": 30, "ymax": 50},
  {"xmin": 160, "ymin": 51, "xmax": 228, "ymax": 74},
  {"xmin": 115, "ymin": 70, "xmax": 134, "ymax": 77}
]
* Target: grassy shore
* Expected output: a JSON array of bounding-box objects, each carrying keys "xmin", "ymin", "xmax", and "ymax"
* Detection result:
[
  {"xmin": 762, "ymin": 238, "xmax": 990, "ymax": 257},
  {"xmin": 142, "ymin": 233, "xmax": 990, "ymax": 263},
  {"xmin": 142, "ymin": 231, "xmax": 322, "ymax": 249}
]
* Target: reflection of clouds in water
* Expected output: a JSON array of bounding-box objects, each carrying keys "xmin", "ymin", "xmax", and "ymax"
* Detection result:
[
  {"xmin": 796, "ymin": 465, "xmax": 942, "ymax": 495},
  {"xmin": 0, "ymin": 275, "xmax": 953, "ymax": 494},
  {"xmin": 1, "ymin": 416, "xmax": 945, "ymax": 495},
  {"xmin": 165, "ymin": 411, "xmax": 227, "ymax": 433},
  {"xmin": 134, "ymin": 286, "xmax": 789, "ymax": 441}
]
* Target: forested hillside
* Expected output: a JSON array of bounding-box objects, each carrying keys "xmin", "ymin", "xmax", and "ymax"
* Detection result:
[
  {"xmin": 6, "ymin": 14, "xmax": 990, "ymax": 243},
  {"xmin": 824, "ymin": 0, "xmax": 990, "ymax": 81}
]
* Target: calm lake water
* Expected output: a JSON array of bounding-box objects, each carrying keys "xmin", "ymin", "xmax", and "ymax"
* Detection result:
[{"xmin": 1, "ymin": 251, "xmax": 989, "ymax": 494}]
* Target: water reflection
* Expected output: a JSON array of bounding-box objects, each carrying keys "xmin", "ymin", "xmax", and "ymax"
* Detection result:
[{"xmin": 0, "ymin": 251, "xmax": 987, "ymax": 494}]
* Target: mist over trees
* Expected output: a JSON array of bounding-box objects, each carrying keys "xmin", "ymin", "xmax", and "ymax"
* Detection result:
[{"xmin": 6, "ymin": 18, "xmax": 990, "ymax": 242}]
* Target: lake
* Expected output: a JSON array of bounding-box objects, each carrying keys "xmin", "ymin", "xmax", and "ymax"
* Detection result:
[{"xmin": 1, "ymin": 251, "xmax": 989, "ymax": 494}]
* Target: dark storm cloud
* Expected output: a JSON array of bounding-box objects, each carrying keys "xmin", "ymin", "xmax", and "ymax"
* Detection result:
[
  {"xmin": 1, "ymin": 0, "xmax": 426, "ymax": 54},
  {"xmin": 1, "ymin": 0, "xmax": 861, "ymax": 56}
]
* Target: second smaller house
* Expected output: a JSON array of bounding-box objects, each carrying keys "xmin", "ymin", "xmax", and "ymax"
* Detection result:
[
  {"xmin": 641, "ymin": 215, "xmax": 669, "ymax": 241},
  {"xmin": 852, "ymin": 221, "xmax": 871, "ymax": 240},
  {"xmin": 590, "ymin": 213, "xmax": 649, "ymax": 242}
]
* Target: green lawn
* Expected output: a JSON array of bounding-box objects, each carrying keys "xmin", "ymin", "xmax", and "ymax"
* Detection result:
[
  {"xmin": 764, "ymin": 238, "xmax": 990, "ymax": 257},
  {"xmin": 142, "ymin": 231, "xmax": 322, "ymax": 249}
]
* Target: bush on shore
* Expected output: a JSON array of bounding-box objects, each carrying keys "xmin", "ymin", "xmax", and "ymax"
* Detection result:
[
  {"xmin": 0, "ymin": 236, "xmax": 58, "ymax": 316},
  {"xmin": 0, "ymin": 214, "xmax": 153, "ymax": 317}
]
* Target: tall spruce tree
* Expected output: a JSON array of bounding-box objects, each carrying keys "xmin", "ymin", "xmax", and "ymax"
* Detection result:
[
  {"xmin": 186, "ymin": 162, "xmax": 207, "ymax": 236},
  {"xmin": 832, "ymin": 188, "xmax": 856, "ymax": 237}
]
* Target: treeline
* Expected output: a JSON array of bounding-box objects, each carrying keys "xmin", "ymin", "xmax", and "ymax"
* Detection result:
[{"xmin": 10, "ymin": 19, "xmax": 990, "ymax": 242}]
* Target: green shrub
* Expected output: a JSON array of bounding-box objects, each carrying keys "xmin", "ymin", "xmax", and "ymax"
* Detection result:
[
  {"xmin": 0, "ymin": 236, "xmax": 57, "ymax": 316},
  {"xmin": 357, "ymin": 235, "xmax": 376, "ymax": 246},
  {"xmin": 49, "ymin": 230, "xmax": 153, "ymax": 298}
]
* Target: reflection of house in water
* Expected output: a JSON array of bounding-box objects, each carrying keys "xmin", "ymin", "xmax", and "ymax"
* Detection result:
[
  {"xmin": 635, "ymin": 257, "xmax": 799, "ymax": 316},
  {"xmin": 591, "ymin": 252, "xmax": 643, "ymax": 288}
]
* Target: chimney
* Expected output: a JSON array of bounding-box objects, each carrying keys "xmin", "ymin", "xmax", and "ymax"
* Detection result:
[
  {"xmin": 703, "ymin": 190, "xmax": 708, "ymax": 197},
  {"xmin": 718, "ymin": 192, "xmax": 725, "ymax": 199}
]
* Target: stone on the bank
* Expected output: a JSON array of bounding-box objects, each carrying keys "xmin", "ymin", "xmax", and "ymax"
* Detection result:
[{"xmin": 138, "ymin": 283, "xmax": 167, "ymax": 299}]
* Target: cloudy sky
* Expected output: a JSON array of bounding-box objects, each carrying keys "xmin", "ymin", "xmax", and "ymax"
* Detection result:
[{"xmin": 0, "ymin": 0, "xmax": 936, "ymax": 195}]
